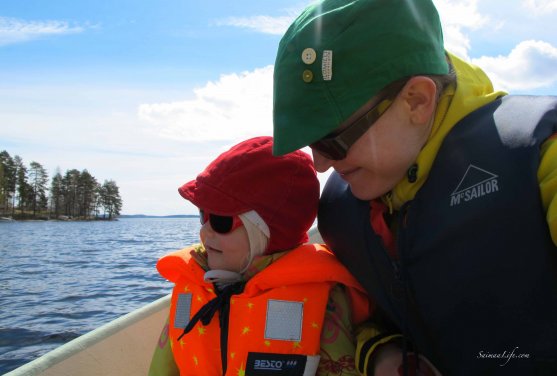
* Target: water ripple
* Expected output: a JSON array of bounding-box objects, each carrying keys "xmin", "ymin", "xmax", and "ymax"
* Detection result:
[{"xmin": 0, "ymin": 217, "xmax": 200, "ymax": 374}]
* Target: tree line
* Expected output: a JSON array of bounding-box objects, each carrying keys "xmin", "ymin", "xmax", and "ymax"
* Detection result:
[{"xmin": 0, "ymin": 150, "xmax": 122, "ymax": 220}]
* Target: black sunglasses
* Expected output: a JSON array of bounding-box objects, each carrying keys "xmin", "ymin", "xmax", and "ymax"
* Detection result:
[
  {"xmin": 199, "ymin": 209, "xmax": 243, "ymax": 234},
  {"xmin": 310, "ymin": 98, "xmax": 393, "ymax": 160}
]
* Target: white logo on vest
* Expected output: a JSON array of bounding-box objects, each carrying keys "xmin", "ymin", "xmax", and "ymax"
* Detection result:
[{"xmin": 450, "ymin": 165, "xmax": 499, "ymax": 207}]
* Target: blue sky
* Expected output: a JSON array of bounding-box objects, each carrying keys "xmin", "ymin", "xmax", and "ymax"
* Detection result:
[{"xmin": 1, "ymin": 0, "xmax": 556, "ymax": 215}]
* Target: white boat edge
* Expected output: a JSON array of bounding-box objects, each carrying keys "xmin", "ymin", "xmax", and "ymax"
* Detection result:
[
  {"xmin": 5, "ymin": 226, "xmax": 323, "ymax": 376},
  {"xmin": 4, "ymin": 294, "xmax": 172, "ymax": 376}
]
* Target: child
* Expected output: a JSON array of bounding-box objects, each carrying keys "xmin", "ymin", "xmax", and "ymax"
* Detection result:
[{"xmin": 150, "ymin": 136, "xmax": 372, "ymax": 375}]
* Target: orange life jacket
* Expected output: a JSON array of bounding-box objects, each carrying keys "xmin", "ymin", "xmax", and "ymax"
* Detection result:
[{"xmin": 157, "ymin": 243, "xmax": 371, "ymax": 375}]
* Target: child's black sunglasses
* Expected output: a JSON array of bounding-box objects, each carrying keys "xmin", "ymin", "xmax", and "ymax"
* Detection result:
[{"xmin": 199, "ymin": 209, "xmax": 243, "ymax": 234}]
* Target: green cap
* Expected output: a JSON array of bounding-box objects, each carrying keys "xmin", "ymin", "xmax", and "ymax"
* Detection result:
[{"xmin": 273, "ymin": 0, "xmax": 449, "ymax": 155}]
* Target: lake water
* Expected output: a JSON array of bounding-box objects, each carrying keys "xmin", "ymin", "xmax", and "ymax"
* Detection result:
[{"xmin": 0, "ymin": 217, "xmax": 201, "ymax": 374}]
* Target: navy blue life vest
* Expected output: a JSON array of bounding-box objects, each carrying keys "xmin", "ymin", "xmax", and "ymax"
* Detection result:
[{"xmin": 318, "ymin": 96, "xmax": 557, "ymax": 375}]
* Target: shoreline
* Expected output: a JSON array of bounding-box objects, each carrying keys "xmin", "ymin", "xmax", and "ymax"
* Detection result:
[
  {"xmin": 0, "ymin": 216, "xmax": 118, "ymax": 222},
  {"xmin": 1, "ymin": 215, "xmax": 198, "ymax": 222}
]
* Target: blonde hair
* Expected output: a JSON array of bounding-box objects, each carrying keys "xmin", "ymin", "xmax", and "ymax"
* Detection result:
[{"xmin": 238, "ymin": 210, "xmax": 269, "ymax": 274}]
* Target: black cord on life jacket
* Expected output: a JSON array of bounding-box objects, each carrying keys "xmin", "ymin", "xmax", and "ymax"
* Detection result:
[{"xmin": 177, "ymin": 282, "xmax": 245, "ymax": 373}]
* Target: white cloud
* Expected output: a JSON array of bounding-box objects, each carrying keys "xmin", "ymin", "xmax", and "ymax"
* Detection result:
[
  {"xmin": 431, "ymin": 1, "xmax": 557, "ymax": 91},
  {"xmin": 442, "ymin": 25, "xmax": 472, "ymax": 61},
  {"xmin": 521, "ymin": 0, "xmax": 557, "ymax": 14},
  {"xmin": 435, "ymin": 0, "xmax": 489, "ymax": 30},
  {"xmin": 138, "ymin": 65, "xmax": 274, "ymax": 143},
  {"xmin": 215, "ymin": 4, "xmax": 308, "ymax": 35},
  {"xmin": 471, "ymin": 40, "xmax": 557, "ymax": 91},
  {"xmin": 217, "ymin": 15, "xmax": 296, "ymax": 35},
  {"xmin": 433, "ymin": 0, "xmax": 491, "ymax": 60},
  {"xmin": 0, "ymin": 16, "xmax": 84, "ymax": 46}
]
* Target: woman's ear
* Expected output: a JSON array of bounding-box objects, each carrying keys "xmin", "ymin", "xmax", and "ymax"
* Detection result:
[{"xmin": 399, "ymin": 76, "xmax": 438, "ymax": 125}]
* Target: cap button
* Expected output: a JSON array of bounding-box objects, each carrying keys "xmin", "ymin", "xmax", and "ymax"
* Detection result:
[
  {"xmin": 302, "ymin": 70, "xmax": 314, "ymax": 83},
  {"xmin": 301, "ymin": 48, "xmax": 317, "ymax": 65}
]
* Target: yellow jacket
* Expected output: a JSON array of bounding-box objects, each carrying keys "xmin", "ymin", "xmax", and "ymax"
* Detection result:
[{"xmin": 390, "ymin": 53, "xmax": 557, "ymax": 244}]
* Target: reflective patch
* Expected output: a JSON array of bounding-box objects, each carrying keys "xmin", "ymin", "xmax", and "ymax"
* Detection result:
[
  {"xmin": 174, "ymin": 293, "xmax": 192, "ymax": 329},
  {"xmin": 264, "ymin": 300, "xmax": 303, "ymax": 341}
]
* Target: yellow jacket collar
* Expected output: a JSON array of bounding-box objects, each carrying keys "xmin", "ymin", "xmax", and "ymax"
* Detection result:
[{"xmin": 390, "ymin": 53, "xmax": 507, "ymax": 209}]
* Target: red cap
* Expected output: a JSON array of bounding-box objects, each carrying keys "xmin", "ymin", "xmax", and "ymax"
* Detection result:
[{"xmin": 179, "ymin": 136, "xmax": 319, "ymax": 253}]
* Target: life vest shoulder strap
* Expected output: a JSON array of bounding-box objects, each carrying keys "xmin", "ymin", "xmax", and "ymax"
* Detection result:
[{"xmin": 248, "ymin": 243, "xmax": 372, "ymax": 323}]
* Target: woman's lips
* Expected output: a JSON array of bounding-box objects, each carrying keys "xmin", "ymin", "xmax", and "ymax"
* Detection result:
[{"xmin": 338, "ymin": 167, "xmax": 359, "ymax": 179}]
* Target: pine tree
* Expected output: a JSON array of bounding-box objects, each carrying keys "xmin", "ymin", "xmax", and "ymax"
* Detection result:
[
  {"xmin": 62, "ymin": 169, "xmax": 81, "ymax": 218},
  {"xmin": 14, "ymin": 156, "xmax": 30, "ymax": 215},
  {"xmin": 0, "ymin": 163, "xmax": 4, "ymax": 213},
  {"xmin": 29, "ymin": 161, "xmax": 49, "ymax": 216},
  {"xmin": 99, "ymin": 180, "xmax": 122, "ymax": 220},
  {"xmin": 78, "ymin": 169, "xmax": 99, "ymax": 218},
  {"xmin": 49, "ymin": 170, "xmax": 64, "ymax": 218},
  {"xmin": 0, "ymin": 151, "xmax": 16, "ymax": 215}
]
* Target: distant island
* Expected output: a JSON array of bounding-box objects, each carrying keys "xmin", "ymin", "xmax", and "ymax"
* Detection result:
[
  {"xmin": 0, "ymin": 214, "xmax": 200, "ymax": 222},
  {"xmin": 119, "ymin": 214, "xmax": 199, "ymax": 218},
  {"xmin": 1, "ymin": 150, "xmax": 122, "ymax": 221}
]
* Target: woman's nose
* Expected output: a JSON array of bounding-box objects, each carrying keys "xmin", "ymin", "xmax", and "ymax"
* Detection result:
[{"xmin": 311, "ymin": 149, "xmax": 334, "ymax": 173}]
